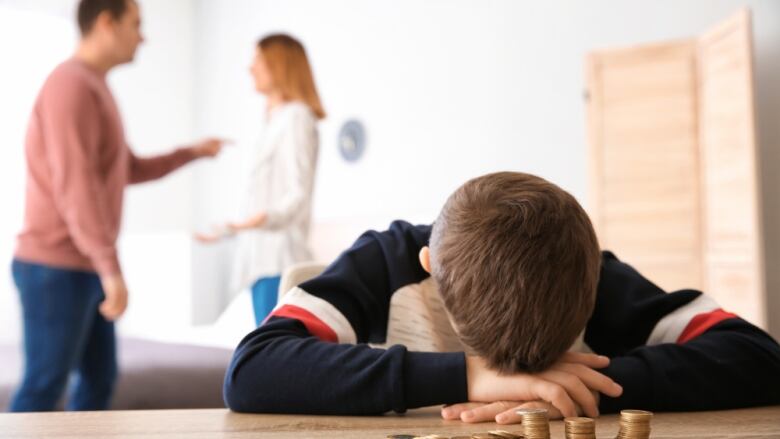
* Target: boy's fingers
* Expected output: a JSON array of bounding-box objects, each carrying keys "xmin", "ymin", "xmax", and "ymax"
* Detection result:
[
  {"xmin": 495, "ymin": 405, "xmax": 525, "ymax": 424},
  {"xmin": 461, "ymin": 401, "xmax": 514, "ymax": 423},
  {"xmin": 541, "ymin": 370, "xmax": 598, "ymax": 418},
  {"xmin": 560, "ymin": 352, "xmax": 610, "ymax": 369},
  {"xmin": 530, "ymin": 380, "xmax": 578, "ymax": 418},
  {"xmin": 441, "ymin": 402, "xmax": 484, "ymax": 420},
  {"xmin": 553, "ymin": 363, "xmax": 623, "ymax": 398}
]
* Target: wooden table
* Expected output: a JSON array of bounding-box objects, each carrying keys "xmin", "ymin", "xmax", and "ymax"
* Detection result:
[{"xmin": 1, "ymin": 406, "xmax": 779, "ymax": 438}]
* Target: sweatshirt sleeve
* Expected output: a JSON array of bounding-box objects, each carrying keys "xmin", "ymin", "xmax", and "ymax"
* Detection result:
[
  {"xmin": 128, "ymin": 146, "xmax": 199, "ymax": 184},
  {"xmin": 223, "ymin": 220, "xmax": 468, "ymax": 414},
  {"xmin": 586, "ymin": 252, "xmax": 780, "ymax": 412},
  {"xmin": 262, "ymin": 107, "xmax": 318, "ymax": 230},
  {"xmin": 40, "ymin": 74, "xmax": 120, "ymax": 276}
]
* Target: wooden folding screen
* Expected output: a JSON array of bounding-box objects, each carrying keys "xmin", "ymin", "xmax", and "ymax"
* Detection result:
[{"xmin": 586, "ymin": 10, "xmax": 765, "ymax": 326}]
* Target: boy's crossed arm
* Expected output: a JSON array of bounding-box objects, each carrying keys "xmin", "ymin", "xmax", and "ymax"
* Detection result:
[
  {"xmin": 223, "ymin": 310, "xmax": 621, "ymax": 417},
  {"xmin": 443, "ymin": 351, "xmax": 613, "ymax": 424},
  {"xmin": 461, "ymin": 351, "xmax": 621, "ymax": 420}
]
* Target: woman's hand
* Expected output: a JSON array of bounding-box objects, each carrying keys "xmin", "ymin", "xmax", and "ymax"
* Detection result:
[
  {"xmin": 194, "ymin": 231, "xmax": 224, "ymax": 243},
  {"xmin": 195, "ymin": 212, "xmax": 268, "ymax": 242},
  {"xmin": 193, "ymin": 224, "xmax": 232, "ymax": 243},
  {"xmin": 228, "ymin": 212, "xmax": 268, "ymax": 231}
]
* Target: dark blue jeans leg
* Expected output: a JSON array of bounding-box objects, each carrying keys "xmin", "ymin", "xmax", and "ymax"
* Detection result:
[
  {"xmin": 67, "ymin": 273, "xmax": 117, "ymax": 410},
  {"xmin": 9, "ymin": 260, "xmax": 115, "ymax": 412}
]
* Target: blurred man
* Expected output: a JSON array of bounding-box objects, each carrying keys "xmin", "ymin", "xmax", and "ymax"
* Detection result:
[{"xmin": 10, "ymin": 0, "xmax": 225, "ymax": 411}]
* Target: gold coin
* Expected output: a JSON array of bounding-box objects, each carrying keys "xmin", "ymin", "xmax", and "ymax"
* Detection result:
[{"xmin": 488, "ymin": 430, "xmax": 523, "ymax": 438}]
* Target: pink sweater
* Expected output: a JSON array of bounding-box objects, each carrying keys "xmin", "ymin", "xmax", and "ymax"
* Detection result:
[{"xmin": 15, "ymin": 58, "xmax": 198, "ymax": 277}]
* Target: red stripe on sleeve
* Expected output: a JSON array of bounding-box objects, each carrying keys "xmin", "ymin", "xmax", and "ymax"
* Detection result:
[
  {"xmin": 268, "ymin": 304, "xmax": 338, "ymax": 343},
  {"xmin": 677, "ymin": 308, "xmax": 738, "ymax": 344}
]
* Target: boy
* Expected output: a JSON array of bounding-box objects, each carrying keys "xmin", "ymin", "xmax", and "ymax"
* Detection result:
[{"xmin": 223, "ymin": 172, "xmax": 780, "ymax": 423}]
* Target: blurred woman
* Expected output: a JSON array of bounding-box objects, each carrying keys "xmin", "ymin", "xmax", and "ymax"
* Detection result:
[{"xmin": 197, "ymin": 34, "xmax": 325, "ymax": 325}]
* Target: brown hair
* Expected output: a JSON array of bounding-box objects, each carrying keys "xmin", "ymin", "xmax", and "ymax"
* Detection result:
[
  {"xmin": 77, "ymin": 0, "xmax": 130, "ymax": 36},
  {"xmin": 429, "ymin": 172, "xmax": 601, "ymax": 373},
  {"xmin": 258, "ymin": 34, "xmax": 326, "ymax": 120}
]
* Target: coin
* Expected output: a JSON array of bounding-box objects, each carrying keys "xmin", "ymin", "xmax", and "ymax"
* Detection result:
[
  {"xmin": 616, "ymin": 409, "xmax": 653, "ymax": 439},
  {"xmin": 516, "ymin": 408, "xmax": 550, "ymax": 439},
  {"xmin": 488, "ymin": 430, "xmax": 524, "ymax": 438},
  {"xmin": 563, "ymin": 416, "xmax": 596, "ymax": 439}
]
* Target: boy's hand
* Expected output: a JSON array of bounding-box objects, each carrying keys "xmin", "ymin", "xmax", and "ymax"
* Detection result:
[
  {"xmin": 462, "ymin": 352, "xmax": 621, "ymax": 420},
  {"xmin": 441, "ymin": 396, "xmax": 586, "ymax": 424}
]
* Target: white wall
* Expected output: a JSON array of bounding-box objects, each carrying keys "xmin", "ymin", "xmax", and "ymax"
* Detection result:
[
  {"xmin": 190, "ymin": 0, "xmax": 780, "ymax": 336},
  {"xmin": 114, "ymin": 0, "xmax": 197, "ymax": 234},
  {"xmin": 109, "ymin": 0, "xmax": 203, "ymax": 340}
]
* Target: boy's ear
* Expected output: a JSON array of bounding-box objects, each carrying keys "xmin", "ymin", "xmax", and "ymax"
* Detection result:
[{"xmin": 419, "ymin": 246, "xmax": 431, "ymax": 273}]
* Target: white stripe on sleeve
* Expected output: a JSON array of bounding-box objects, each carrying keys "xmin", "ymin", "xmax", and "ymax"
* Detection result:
[
  {"xmin": 278, "ymin": 287, "xmax": 358, "ymax": 344},
  {"xmin": 646, "ymin": 294, "xmax": 720, "ymax": 345}
]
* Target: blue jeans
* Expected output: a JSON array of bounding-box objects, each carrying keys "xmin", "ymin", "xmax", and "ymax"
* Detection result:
[
  {"xmin": 9, "ymin": 259, "xmax": 117, "ymax": 412},
  {"xmin": 251, "ymin": 276, "xmax": 281, "ymax": 326}
]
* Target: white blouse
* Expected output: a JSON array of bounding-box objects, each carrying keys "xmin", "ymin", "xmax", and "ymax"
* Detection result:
[{"xmin": 232, "ymin": 101, "xmax": 319, "ymax": 290}]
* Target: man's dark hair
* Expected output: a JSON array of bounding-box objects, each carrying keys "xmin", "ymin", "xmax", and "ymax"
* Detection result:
[{"xmin": 77, "ymin": 0, "xmax": 130, "ymax": 36}]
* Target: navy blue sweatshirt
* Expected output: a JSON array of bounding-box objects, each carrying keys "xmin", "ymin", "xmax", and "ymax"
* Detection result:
[{"xmin": 223, "ymin": 220, "xmax": 780, "ymax": 415}]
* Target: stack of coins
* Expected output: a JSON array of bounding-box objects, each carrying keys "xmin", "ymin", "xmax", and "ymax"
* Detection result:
[
  {"xmin": 617, "ymin": 409, "xmax": 653, "ymax": 439},
  {"xmin": 516, "ymin": 408, "xmax": 550, "ymax": 439},
  {"xmin": 563, "ymin": 417, "xmax": 596, "ymax": 439}
]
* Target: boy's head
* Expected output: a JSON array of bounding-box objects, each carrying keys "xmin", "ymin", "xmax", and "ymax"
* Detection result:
[{"xmin": 422, "ymin": 172, "xmax": 600, "ymax": 373}]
